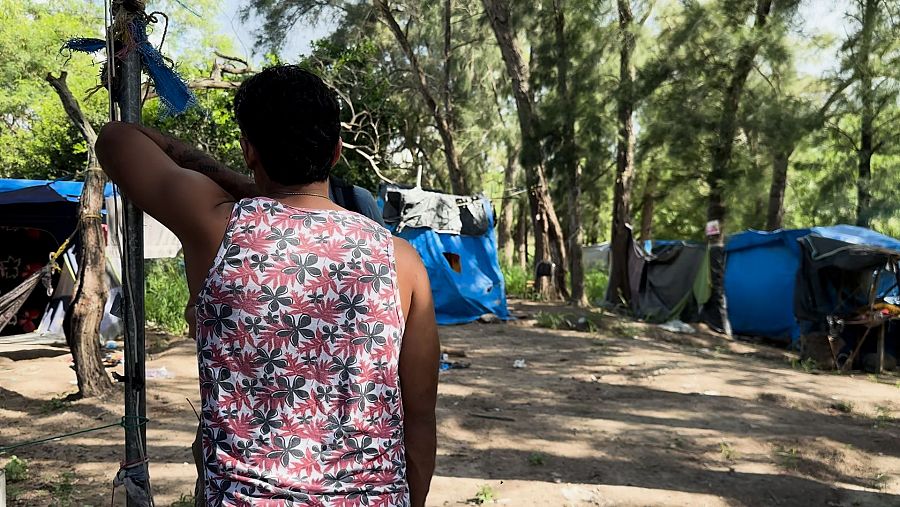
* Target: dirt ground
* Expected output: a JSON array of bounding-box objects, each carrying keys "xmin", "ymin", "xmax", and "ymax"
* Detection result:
[{"xmin": 1, "ymin": 300, "xmax": 899, "ymax": 506}]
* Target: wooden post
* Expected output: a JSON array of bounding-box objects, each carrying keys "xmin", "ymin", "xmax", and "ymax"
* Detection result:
[
  {"xmin": 877, "ymin": 324, "xmax": 885, "ymax": 374},
  {"xmin": 1, "ymin": 468, "xmax": 7, "ymax": 507}
]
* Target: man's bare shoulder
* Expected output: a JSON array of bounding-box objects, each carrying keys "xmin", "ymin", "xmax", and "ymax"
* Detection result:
[{"xmin": 392, "ymin": 237, "xmax": 425, "ymax": 272}]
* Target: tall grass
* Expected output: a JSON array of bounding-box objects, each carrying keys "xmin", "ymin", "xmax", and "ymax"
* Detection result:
[
  {"xmin": 501, "ymin": 262, "xmax": 608, "ymax": 302},
  {"xmin": 145, "ymin": 258, "xmax": 190, "ymax": 335},
  {"xmin": 501, "ymin": 263, "xmax": 529, "ymax": 298},
  {"xmin": 585, "ymin": 269, "xmax": 609, "ymax": 303}
]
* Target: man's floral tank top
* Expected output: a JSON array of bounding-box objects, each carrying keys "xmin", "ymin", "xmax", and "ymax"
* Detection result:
[{"xmin": 195, "ymin": 196, "xmax": 408, "ymax": 506}]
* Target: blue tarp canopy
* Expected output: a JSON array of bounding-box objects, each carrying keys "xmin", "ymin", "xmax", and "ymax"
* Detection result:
[
  {"xmin": 0, "ymin": 178, "xmax": 115, "ymax": 204},
  {"xmin": 379, "ymin": 185, "xmax": 510, "ymax": 325},
  {"xmin": 810, "ymin": 224, "xmax": 900, "ymax": 252},
  {"xmin": 725, "ymin": 225, "xmax": 900, "ymax": 343},
  {"xmin": 0, "ymin": 178, "xmax": 116, "ymax": 244}
]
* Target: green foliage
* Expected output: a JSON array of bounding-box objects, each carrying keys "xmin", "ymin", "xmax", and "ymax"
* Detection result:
[
  {"xmin": 501, "ymin": 263, "xmax": 529, "ymax": 299},
  {"xmin": 830, "ymin": 400, "xmax": 854, "ymax": 414},
  {"xmin": 585, "ymin": 270, "xmax": 609, "ymax": 303},
  {"xmin": 527, "ymin": 453, "xmax": 546, "ymax": 466},
  {"xmin": 773, "ymin": 445, "xmax": 801, "ymax": 470},
  {"xmin": 473, "ymin": 484, "xmax": 496, "ymax": 504},
  {"xmin": 171, "ymin": 493, "xmax": 196, "ymax": 507},
  {"xmin": 535, "ymin": 311, "xmax": 566, "ymax": 329},
  {"xmin": 42, "ymin": 393, "xmax": 71, "ymax": 413},
  {"xmin": 3, "ymin": 455, "xmax": 29, "ymax": 482},
  {"xmin": 146, "ymin": 258, "xmax": 190, "ymax": 335},
  {"xmin": 719, "ymin": 441, "xmax": 737, "ymax": 461},
  {"xmin": 49, "ymin": 470, "xmax": 76, "ymax": 506},
  {"xmin": 791, "ymin": 357, "xmax": 818, "ymax": 373}
]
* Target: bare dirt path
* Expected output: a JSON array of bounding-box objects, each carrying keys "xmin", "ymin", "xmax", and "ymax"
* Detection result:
[{"xmin": 1, "ymin": 301, "xmax": 898, "ymax": 506}]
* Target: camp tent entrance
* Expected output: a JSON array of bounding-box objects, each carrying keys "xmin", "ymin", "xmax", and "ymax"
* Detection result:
[{"xmin": 379, "ymin": 185, "xmax": 510, "ymax": 325}]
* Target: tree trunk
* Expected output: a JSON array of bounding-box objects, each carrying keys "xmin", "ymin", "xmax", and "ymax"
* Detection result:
[
  {"xmin": 856, "ymin": 0, "xmax": 876, "ymax": 228},
  {"xmin": 607, "ymin": 0, "xmax": 637, "ymax": 307},
  {"xmin": 708, "ymin": 0, "xmax": 773, "ymax": 240},
  {"xmin": 639, "ymin": 170, "xmax": 657, "ymax": 241},
  {"xmin": 482, "ymin": 0, "xmax": 569, "ymax": 300},
  {"xmin": 515, "ymin": 199, "xmax": 528, "ymax": 269},
  {"xmin": 46, "ymin": 72, "xmax": 113, "ymax": 398},
  {"xmin": 705, "ymin": 0, "xmax": 773, "ymax": 336},
  {"xmin": 375, "ymin": 0, "xmax": 469, "ymax": 195},
  {"xmin": 498, "ymin": 145, "xmax": 519, "ymax": 266},
  {"xmin": 552, "ymin": 0, "xmax": 587, "ymax": 306},
  {"xmin": 765, "ymin": 148, "xmax": 792, "ymax": 230}
]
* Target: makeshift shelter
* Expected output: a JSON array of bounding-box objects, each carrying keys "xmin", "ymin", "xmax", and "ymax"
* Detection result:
[
  {"xmin": 794, "ymin": 226, "xmax": 900, "ymax": 371},
  {"xmin": 379, "ymin": 184, "xmax": 510, "ymax": 325},
  {"xmin": 622, "ymin": 228, "xmax": 711, "ymax": 323},
  {"xmin": 0, "ymin": 179, "xmax": 180, "ymax": 344},
  {"xmin": 724, "ymin": 229, "xmax": 811, "ymax": 342}
]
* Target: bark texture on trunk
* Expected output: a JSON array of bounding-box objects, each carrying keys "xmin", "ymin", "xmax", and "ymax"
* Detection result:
[
  {"xmin": 856, "ymin": 0, "xmax": 876, "ymax": 228},
  {"xmin": 707, "ymin": 0, "xmax": 773, "ymax": 240},
  {"xmin": 553, "ymin": 0, "xmax": 587, "ymax": 306},
  {"xmin": 482, "ymin": 0, "xmax": 569, "ymax": 300},
  {"xmin": 498, "ymin": 145, "xmax": 519, "ymax": 266},
  {"xmin": 375, "ymin": 0, "xmax": 469, "ymax": 195},
  {"xmin": 607, "ymin": 0, "xmax": 637, "ymax": 306},
  {"xmin": 639, "ymin": 170, "xmax": 657, "ymax": 241},
  {"xmin": 765, "ymin": 148, "xmax": 791, "ymax": 230},
  {"xmin": 46, "ymin": 72, "xmax": 113, "ymax": 398},
  {"xmin": 705, "ymin": 0, "xmax": 773, "ymax": 336},
  {"xmin": 515, "ymin": 199, "xmax": 528, "ymax": 269}
]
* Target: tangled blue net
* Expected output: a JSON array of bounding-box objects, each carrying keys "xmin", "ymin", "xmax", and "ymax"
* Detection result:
[{"xmin": 62, "ymin": 18, "xmax": 196, "ymax": 116}]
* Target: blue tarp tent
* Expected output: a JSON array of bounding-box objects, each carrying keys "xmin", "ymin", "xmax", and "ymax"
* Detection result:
[
  {"xmin": 725, "ymin": 225, "xmax": 900, "ymax": 343},
  {"xmin": 0, "ymin": 179, "xmax": 116, "ymax": 244},
  {"xmin": 725, "ymin": 229, "xmax": 810, "ymax": 341},
  {"xmin": 379, "ymin": 185, "xmax": 509, "ymax": 325}
]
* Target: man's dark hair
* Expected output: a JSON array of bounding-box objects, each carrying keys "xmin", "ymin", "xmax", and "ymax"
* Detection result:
[{"xmin": 233, "ymin": 65, "xmax": 340, "ymax": 185}]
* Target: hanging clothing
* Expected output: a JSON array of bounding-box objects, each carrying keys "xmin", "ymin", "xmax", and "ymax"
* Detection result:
[{"xmin": 195, "ymin": 197, "xmax": 408, "ymax": 506}]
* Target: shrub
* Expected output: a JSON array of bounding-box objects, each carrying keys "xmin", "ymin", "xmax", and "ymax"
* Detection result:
[
  {"xmin": 3, "ymin": 455, "xmax": 28, "ymax": 482},
  {"xmin": 501, "ymin": 263, "xmax": 529, "ymax": 299},
  {"xmin": 585, "ymin": 269, "xmax": 609, "ymax": 303},
  {"xmin": 145, "ymin": 258, "xmax": 190, "ymax": 335}
]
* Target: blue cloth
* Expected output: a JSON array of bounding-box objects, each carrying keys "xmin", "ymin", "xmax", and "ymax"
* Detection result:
[
  {"xmin": 810, "ymin": 225, "xmax": 900, "ymax": 252},
  {"xmin": 725, "ymin": 229, "xmax": 810, "ymax": 342},
  {"xmin": 0, "ymin": 179, "xmax": 115, "ymax": 203},
  {"xmin": 381, "ymin": 196, "xmax": 509, "ymax": 325}
]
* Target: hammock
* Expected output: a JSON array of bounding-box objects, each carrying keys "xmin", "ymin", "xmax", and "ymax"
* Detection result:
[{"xmin": 0, "ymin": 236, "xmax": 72, "ymax": 335}]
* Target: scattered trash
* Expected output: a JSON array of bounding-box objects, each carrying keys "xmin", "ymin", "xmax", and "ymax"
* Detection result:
[
  {"xmin": 589, "ymin": 375, "xmax": 599, "ymax": 382},
  {"xmin": 701, "ymin": 390, "xmax": 720, "ymax": 396},
  {"xmin": 440, "ymin": 360, "xmax": 471, "ymax": 371},
  {"xmin": 660, "ymin": 320, "xmax": 696, "ymax": 334},
  {"xmin": 145, "ymin": 366, "xmax": 174, "ymax": 379},
  {"xmin": 468, "ymin": 412, "xmax": 516, "ymax": 422},
  {"xmin": 105, "ymin": 340, "xmax": 119, "ymax": 350},
  {"xmin": 443, "ymin": 348, "xmax": 468, "ymax": 358},
  {"xmin": 478, "ymin": 313, "xmax": 501, "ymax": 324},
  {"xmin": 102, "ymin": 352, "xmax": 122, "ymax": 368},
  {"xmin": 512, "ymin": 359, "xmax": 526, "ymax": 369}
]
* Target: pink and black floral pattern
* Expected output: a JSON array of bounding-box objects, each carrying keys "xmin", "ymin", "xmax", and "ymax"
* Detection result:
[{"xmin": 195, "ymin": 197, "xmax": 408, "ymax": 506}]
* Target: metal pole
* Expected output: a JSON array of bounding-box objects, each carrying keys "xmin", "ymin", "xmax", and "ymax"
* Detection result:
[{"xmin": 114, "ymin": 2, "xmax": 148, "ymax": 504}]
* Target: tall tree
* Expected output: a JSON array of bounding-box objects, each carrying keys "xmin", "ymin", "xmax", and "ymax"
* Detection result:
[
  {"xmin": 45, "ymin": 72, "xmax": 113, "ymax": 397},
  {"xmin": 374, "ymin": 0, "xmax": 469, "ymax": 195},
  {"xmin": 607, "ymin": 0, "xmax": 638, "ymax": 306},
  {"xmin": 482, "ymin": 0, "xmax": 569, "ymax": 299},
  {"xmin": 705, "ymin": 0, "xmax": 775, "ymax": 335},
  {"xmin": 551, "ymin": 0, "xmax": 587, "ymax": 305}
]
